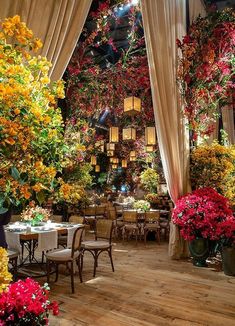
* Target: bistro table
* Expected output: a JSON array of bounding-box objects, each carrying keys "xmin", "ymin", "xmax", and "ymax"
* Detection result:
[{"xmin": 4, "ymin": 221, "xmax": 83, "ymax": 276}]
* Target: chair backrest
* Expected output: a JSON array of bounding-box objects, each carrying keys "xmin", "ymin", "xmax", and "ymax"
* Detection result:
[
  {"xmin": 69, "ymin": 215, "xmax": 84, "ymax": 224},
  {"xmin": 95, "ymin": 205, "xmax": 106, "ymax": 216},
  {"xmin": 71, "ymin": 226, "xmax": 84, "ymax": 257},
  {"xmin": 107, "ymin": 208, "xmax": 117, "ymax": 221},
  {"xmin": 145, "ymin": 211, "xmax": 160, "ymax": 223},
  {"xmin": 82, "ymin": 206, "xmax": 96, "ymax": 216},
  {"xmin": 123, "ymin": 210, "xmax": 137, "ymax": 223},
  {"xmin": 95, "ymin": 219, "xmax": 113, "ymax": 242},
  {"xmin": 51, "ymin": 215, "xmax": 62, "ymax": 223}
]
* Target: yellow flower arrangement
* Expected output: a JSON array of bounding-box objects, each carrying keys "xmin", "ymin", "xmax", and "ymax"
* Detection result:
[
  {"xmin": 191, "ymin": 142, "xmax": 235, "ymax": 205},
  {"xmin": 54, "ymin": 178, "xmax": 86, "ymax": 205},
  {"xmin": 0, "ymin": 248, "xmax": 12, "ymax": 293},
  {"xmin": 0, "ymin": 15, "xmax": 67, "ymax": 212}
]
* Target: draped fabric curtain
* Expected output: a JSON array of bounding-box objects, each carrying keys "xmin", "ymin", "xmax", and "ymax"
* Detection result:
[
  {"xmin": 221, "ymin": 106, "xmax": 235, "ymax": 145},
  {"xmin": 141, "ymin": 0, "xmax": 191, "ymax": 259},
  {"xmin": 189, "ymin": 0, "xmax": 206, "ymax": 23},
  {"xmin": 0, "ymin": 0, "xmax": 92, "ymax": 81}
]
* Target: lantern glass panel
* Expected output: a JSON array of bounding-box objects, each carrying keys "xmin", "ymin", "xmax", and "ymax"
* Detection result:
[
  {"xmin": 122, "ymin": 128, "xmax": 136, "ymax": 140},
  {"xmin": 107, "ymin": 143, "xmax": 115, "ymax": 151},
  {"xmin": 122, "ymin": 159, "xmax": 127, "ymax": 168},
  {"xmin": 91, "ymin": 155, "xmax": 97, "ymax": 165},
  {"xmin": 95, "ymin": 165, "xmax": 100, "ymax": 172},
  {"xmin": 107, "ymin": 150, "xmax": 114, "ymax": 157},
  {"xmin": 146, "ymin": 145, "xmax": 154, "ymax": 153},
  {"xmin": 145, "ymin": 127, "xmax": 156, "ymax": 145},
  {"xmin": 109, "ymin": 127, "xmax": 119, "ymax": 143},
  {"xmin": 130, "ymin": 150, "xmax": 136, "ymax": 157}
]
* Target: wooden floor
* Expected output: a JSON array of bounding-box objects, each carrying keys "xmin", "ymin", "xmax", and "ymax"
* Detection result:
[{"xmin": 43, "ymin": 239, "xmax": 235, "ymax": 326}]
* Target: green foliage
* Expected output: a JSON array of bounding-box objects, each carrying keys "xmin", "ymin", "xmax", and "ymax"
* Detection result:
[{"xmin": 140, "ymin": 168, "xmax": 159, "ymax": 193}]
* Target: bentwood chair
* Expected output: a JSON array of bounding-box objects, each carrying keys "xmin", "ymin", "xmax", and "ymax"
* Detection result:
[
  {"xmin": 58, "ymin": 215, "xmax": 85, "ymax": 248},
  {"xmin": 122, "ymin": 210, "xmax": 139, "ymax": 242},
  {"xmin": 46, "ymin": 226, "xmax": 84, "ymax": 293},
  {"xmin": 144, "ymin": 211, "xmax": 161, "ymax": 244},
  {"xmin": 7, "ymin": 249, "xmax": 19, "ymax": 280},
  {"xmin": 81, "ymin": 219, "xmax": 114, "ymax": 277}
]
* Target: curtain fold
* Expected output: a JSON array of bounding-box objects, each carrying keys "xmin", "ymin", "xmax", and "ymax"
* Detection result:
[
  {"xmin": 221, "ymin": 106, "xmax": 235, "ymax": 145},
  {"xmin": 0, "ymin": 0, "xmax": 92, "ymax": 81},
  {"xmin": 141, "ymin": 0, "xmax": 191, "ymax": 259},
  {"xmin": 189, "ymin": 0, "xmax": 206, "ymax": 23}
]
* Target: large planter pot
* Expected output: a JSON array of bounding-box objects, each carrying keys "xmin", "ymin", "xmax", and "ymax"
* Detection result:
[
  {"xmin": 0, "ymin": 209, "xmax": 12, "ymax": 248},
  {"xmin": 222, "ymin": 246, "xmax": 235, "ymax": 276},
  {"xmin": 188, "ymin": 238, "xmax": 210, "ymax": 267}
]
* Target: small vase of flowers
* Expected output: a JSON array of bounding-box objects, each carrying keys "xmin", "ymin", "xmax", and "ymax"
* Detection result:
[
  {"xmin": 133, "ymin": 200, "xmax": 151, "ymax": 212},
  {"xmin": 21, "ymin": 205, "xmax": 51, "ymax": 226}
]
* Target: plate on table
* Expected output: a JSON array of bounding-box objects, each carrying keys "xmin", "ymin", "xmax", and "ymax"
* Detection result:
[{"xmin": 33, "ymin": 227, "xmax": 55, "ymax": 232}]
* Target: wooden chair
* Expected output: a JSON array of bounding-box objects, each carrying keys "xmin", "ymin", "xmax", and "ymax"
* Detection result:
[
  {"xmin": 46, "ymin": 226, "xmax": 84, "ymax": 293},
  {"xmin": 122, "ymin": 210, "xmax": 139, "ymax": 242},
  {"xmin": 51, "ymin": 215, "xmax": 63, "ymax": 223},
  {"xmin": 95, "ymin": 205, "xmax": 106, "ymax": 219},
  {"xmin": 81, "ymin": 219, "xmax": 114, "ymax": 277},
  {"xmin": 144, "ymin": 211, "xmax": 161, "ymax": 244},
  {"xmin": 58, "ymin": 215, "xmax": 85, "ymax": 248},
  {"xmin": 10, "ymin": 215, "xmax": 21, "ymax": 222},
  {"xmin": 107, "ymin": 208, "xmax": 123, "ymax": 239}
]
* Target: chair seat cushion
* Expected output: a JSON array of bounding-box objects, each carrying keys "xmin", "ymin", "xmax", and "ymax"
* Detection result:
[
  {"xmin": 145, "ymin": 223, "xmax": 160, "ymax": 230},
  {"xmin": 82, "ymin": 240, "xmax": 111, "ymax": 250},
  {"xmin": 124, "ymin": 224, "xmax": 138, "ymax": 230},
  {"xmin": 46, "ymin": 248, "xmax": 80, "ymax": 261},
  {"xmin": 7, "ymin": 250, "xmax": 19, "ymax": 259}
]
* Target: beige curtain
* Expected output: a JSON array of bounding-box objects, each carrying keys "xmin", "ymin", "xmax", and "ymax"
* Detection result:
[
  {"xmin": 0, "ymin": 0, "xmax": 92, "ymax": 81},
  {"xmin": 189, "ymin": 0, "xmax": 206, "ymax": 23},
  {"xmin": 222, "ymin": 105, "xmax": 235, "ymax": 145},
  {"xmin": 141, "ymin": 0, "xmax": 191, "ymax": 259}
]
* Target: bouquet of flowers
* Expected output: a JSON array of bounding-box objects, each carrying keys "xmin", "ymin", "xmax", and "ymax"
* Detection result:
[
  {"xmin": 0, "ymin": 278, "xmax": 59, "ymax": 325},
  {"xmin": 145, "ymin": 193, "xmax": 159, "ymax": 204},
  {"xmin": 133, "ymin": 200, "xmax": 151, "ymax": 212},
  {"xmin": 21, "ymin": 205, "xmax": 51, "ymax": 225},
  {"xmin": 123, "ymin": 196, "xmax": 135, "ymax": 208},
  {"xmin": 172, "ymin": 188, "xmax": 233, "ymax": 241}
]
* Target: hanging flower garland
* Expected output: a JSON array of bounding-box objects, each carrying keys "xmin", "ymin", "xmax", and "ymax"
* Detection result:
[{"xmin": 177, "ymin": 8, "xmax": 235, "ymax": 140}]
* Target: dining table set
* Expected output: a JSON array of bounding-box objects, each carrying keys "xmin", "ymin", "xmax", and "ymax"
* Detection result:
[{"xmin": 4, "ymin": 221, "xmax": 83, "ymax": 277}]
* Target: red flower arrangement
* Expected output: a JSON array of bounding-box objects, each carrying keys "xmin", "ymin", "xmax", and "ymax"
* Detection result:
[
  {"xmin": 172, "ymin": 188, "xmax": 233, "ymax": 241},
  {"xmin": 0, "ymin": 278, "xmax": 59, "ymax": 325}
]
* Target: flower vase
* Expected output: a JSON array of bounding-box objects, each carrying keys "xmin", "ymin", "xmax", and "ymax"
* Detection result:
[
  {"xmin": 222, "ymin": 246, "xmax": 235, "ymax": 276},
  {"xmin": 188, "ymin": 238, "xmax": 210, "ymax": 267}
]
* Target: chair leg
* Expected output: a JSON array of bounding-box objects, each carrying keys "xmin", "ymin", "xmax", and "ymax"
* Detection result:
[
  {"xmin": 156, "ymin": 229, "xmax": 161, "ymax": 245},
  {"xmin": 144, "ymin": 230, "xmax": 147, "ymax": 244},
  {"xmin": 46, "ymin": 259, "xmax": 50, "ymax": 283},
  {"xmin": 108, "ymin": 248, "xmax": 114, "ymax": 272},
  {"xmin": 55, "ymin": 264, "xmax": 59, "ymax": 282},
  {"xmin": 70, "ymin": 261, "xmax": 75, "ymax": 293},
  {"xmin": 77, "ymin": 256, "xmax": 83, "ymax": 283},
  {"xmin": 93, "ymin": 251, "xmax": 98, "ymax": 277}
]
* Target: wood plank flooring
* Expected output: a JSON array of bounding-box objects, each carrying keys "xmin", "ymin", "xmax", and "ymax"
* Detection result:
[{"xmin": 42, "ymin": 240, "xmax": 235, "ymax": 326}]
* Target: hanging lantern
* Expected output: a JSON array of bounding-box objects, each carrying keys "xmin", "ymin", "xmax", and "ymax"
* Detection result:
[
  {"xmin": 107, "ymin": 150, "xmax": 114, "ymax": 157},
  {"xmin": 109, "ymin": 126, "xmax": 119, "ymax": 143},
  {"xmin": 124, "ymin": 96, "xmax": 141, "ymax": 115},
  {"xmin": 112, "ymin": 164, "xmax": 118, "ymax": 169},
  {"xmin": 146, "ymin": 145, "xmax": 154, "ymax": 153},
  {"xmin": 106, "ymin": 143, "xmax": 115, "ymax": 151},
  {"xmin": 112, "ymin": 158, "xmax": 119, "ymax": 164},
  {"xmin": 121, "ymin": 159, "xmax": 127, "ymax": 168},
  {"xmin": 130, "ymin": 150, "xmax": 136, "ymax": 157},
  {"xmin": 145, "ymin": 127, "xmax": 156, "ymax": 145},
  {"xmin": 95, "ymin": 165, "xmax": 100, "ymax": 172},
  {"xmin": 122, "ymin": 127, "xmax": 136, "ymax": 141},
  {"xmin": 130, "ymin": 156, "xmax": 136, "ymax": 162},
  {"xmin": 90, "ymin": 155, "xmax": 97, "ymax": 165},
  {"xmin": 100, "ymin": 145, "xmax": 105, "ymax": 152}
]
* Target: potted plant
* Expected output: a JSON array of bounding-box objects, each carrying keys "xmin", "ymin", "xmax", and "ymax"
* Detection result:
[
  {"xmin": 172, "ymin": 187, "xmax": 233, "ymax": 267},
  {"xmin": 216, "ymin": 217, "xmax": 235, "ymax": 276}
]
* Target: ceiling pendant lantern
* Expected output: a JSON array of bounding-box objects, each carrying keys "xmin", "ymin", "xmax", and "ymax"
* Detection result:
[
  {"xmin": 107, "ymin": 150, "xmax": 114, "ymax": 157},
  {"xmin": 95, "ymin": 165, "xmax": 100, "ymax": 172},
  {"xmin": 130, "ymin": 156, "xmax": 136, "ymax": 162},
  {"xmin": 122, "ymin": 127, "xmax": 136, "ymax": 141},
  {"xmin": 112, "ymin": 158, "xmax": 119, "ymax": 164},
  {"xmin": 130, "ymin": 150, "xmax": 136, "ymax": 157},
  {"xmin": 112, "ymin": 164, "xmax": 118, "ymax": 169},
  {"xmin": 90, "ymin": 155, "xmax": 97, "ymax": 165},
  {"xmin": 146, "ymin": 145, "xmax": 154, "ymax": 153},
  {"xmin": 106, "ymin": 143, "xmax": 115, "ymax": 151},
  {"xmin": 121, "ymin": 159, "xmax": 127, "ymax": 168},
  {"xmin": 145, "ymin": 127, "xmax": 156, "ymax": 145},
  {"xmin": 124, "ymin": 96, "xmax": 141, "ymax": 115},
  {"xmin": 109, "ymin": 126, "xmax": 119, "ymax": 143}
]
